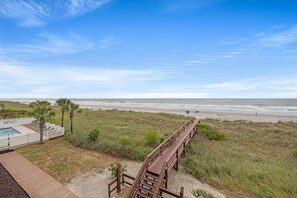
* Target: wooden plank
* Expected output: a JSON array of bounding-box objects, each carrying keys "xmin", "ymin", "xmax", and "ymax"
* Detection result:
[{"xmin": 0, "ymin": 151, "xmax": 77, "ymax": 198}]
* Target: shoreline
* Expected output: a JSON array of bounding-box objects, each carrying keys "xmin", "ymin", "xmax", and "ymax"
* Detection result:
[
  {"xmin": 4, "ymin": 99, "xmax": 297, "ymax": 123},
  {"xmin": 80, "ymin": 105, "xmax": 297, "ymax": 123}
]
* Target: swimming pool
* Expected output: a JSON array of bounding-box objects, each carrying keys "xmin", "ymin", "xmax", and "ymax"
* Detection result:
[{"xmin": 0, "ymin": 128, "xmax": 21, "ymax": 137}]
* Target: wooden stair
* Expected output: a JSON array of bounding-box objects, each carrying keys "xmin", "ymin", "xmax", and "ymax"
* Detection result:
[{"xmin": 136, "ymin": 171, "xmax": 166, "ymax": 198}]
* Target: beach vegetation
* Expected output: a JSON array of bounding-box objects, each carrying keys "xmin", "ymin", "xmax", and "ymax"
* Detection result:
[
  {"xmin": 108, "ymin": 163, "xmax": 127, "ymax": 177},
  {"xmin": 192, "ymin": 189, "xmax": 214, "ymax": 198},
  {"xmin": 17, "ymin": 138, "xmax": 117, "ymax": 183},
  {"xmin": 293, "ymin": 148, "xmax": 297, "ymax": 159},
  {"xmin": 88, "ymin": 128, "xmax": 100, "ymax": 142},
  {"xmin": 197, "ymin": 122, "xmax": 227, "ymax": 141},
  {"xmin": 29, "ymin": 101, "xmax": 55, "ymax": 144},
  {"xmin": 118, "ymin": 136, "xmax": 129, "ymax": 145},
  {"xmin": 68, "ymin": 101, "xmax": 81, "ymax": 133},
  {"xmin": 56, "ymin": 98, "xmax": 70, "ymax": 127},
  {"xmin": 0, "ymin": 103, "xmax": 5, "ymax": 110},
  {"xmin": 160, "ymin": 132, "xmax": 170, "ymax": 143},
  {"xmin": 144, "ymin": 131, "xmax": 160, "ymax": 147},
  {"xmin": 183, "ymin": 119, "xmax": 297, "ymax": 197}
]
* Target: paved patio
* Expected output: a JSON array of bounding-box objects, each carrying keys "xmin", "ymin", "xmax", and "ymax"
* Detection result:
[{"xmin": 0, "ymin": 151, "xmax": 78, "ymax": 198}]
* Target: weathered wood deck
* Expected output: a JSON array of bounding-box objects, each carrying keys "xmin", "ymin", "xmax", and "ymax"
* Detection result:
[{"xmin": 0, "ymin": 151, "xmax": 78, "ymax": 198}]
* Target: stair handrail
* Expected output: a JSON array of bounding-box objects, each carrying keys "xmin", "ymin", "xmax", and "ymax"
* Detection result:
[
  {"xmin": 126, "ymin": 157, "xmax": 149, "ymax": 197},
  {"xmin": 152, "ymin": 162, "xmax": 168, "ymax": 198},
  {"xmin": 126, "ymin": 118, "xmax": 195, "ymax": 198},
  {"xmin": 147, "ymin": 118, "xmax": 194, "ymax": 163}
]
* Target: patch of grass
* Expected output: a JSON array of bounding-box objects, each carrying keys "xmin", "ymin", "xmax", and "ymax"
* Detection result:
[
  {"xmin": 293, "ymin": 148, "xmax": 297, "ymax": 159},
  {"xmin": 0, "ymin": 101, "xmax": 30, "ymax": 120},
  {"xmin": 2, "ymin": 101, "xmax": 188, "ymax": 160},
  {"xmin": 17, "ymin": 138, "xmax": 118, "ymax": 183},
  {"xmin": 197, "ymin": 122, "xmax": 227, "ymax": 141},
  {"xmin": 192, "ymin": 189, "xmax": 214, "ymax": 198},
  {"xmin": 144, "ymin": 131, "xmax": 160, "ymax": 147},
  {"xmin": 61, "ymin": 109, "xmax": 188, "ymax": 160},
  {"xmin": 182, "ymin": 119, "xmax": 297, "ymax": 198}
]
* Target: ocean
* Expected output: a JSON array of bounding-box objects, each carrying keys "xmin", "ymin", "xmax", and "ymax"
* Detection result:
[{"xmin": 7, "ymin": 98, "xmax": 297, "ymax": 117}]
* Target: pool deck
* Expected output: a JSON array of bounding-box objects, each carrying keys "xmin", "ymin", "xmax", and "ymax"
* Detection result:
[{"xmin": 0, "ymin": 151, "xmax": 78, "ymax": 198}]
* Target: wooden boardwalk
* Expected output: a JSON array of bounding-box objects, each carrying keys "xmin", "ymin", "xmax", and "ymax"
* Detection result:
[
  {"xmin": 0, "ymin": 151, "xmax": 78, "ymax": 198},
  {"xmin": 148, "ymin": 121, "xmax": 196, "ymax": 175},
  {"xmin": 112, "ymin": 119, "xmax": 197, "ymax": 198}
]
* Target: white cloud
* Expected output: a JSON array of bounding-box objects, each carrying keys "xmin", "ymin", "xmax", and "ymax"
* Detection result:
[
  {"xmin": 1, "ymin": 33, "xmax": 120, "ymax": 55},
  {"xmin": 0, "ymin": 0, "xmax": 111, "ymax": 26},
  {"xmin": 0, "ymin": 62, "xmax": 165, "ymax": 98},
  {"xmin": 256, "ymin": 26, "xmax": 297, "ymax": 48}
]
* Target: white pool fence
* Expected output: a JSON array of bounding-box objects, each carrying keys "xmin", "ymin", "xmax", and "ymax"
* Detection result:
[{"xmin": 0, "ymin": 118, "xmax": 64, "ymax": 151}]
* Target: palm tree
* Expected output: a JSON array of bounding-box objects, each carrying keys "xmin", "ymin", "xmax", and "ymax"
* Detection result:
[
  {"xmin": 56, "ymin": 98, "xmax": 70, "ymax": 127},
  {"xmin": 29, "ymin": 101, "xmax": 55, "ymax": 144},
  {"xmin": 68, "ymin": 101, "xmax": 80, "ymax": 133},
  {"xmin": 0, "ymin": 103, "xmax": 5, "ymax": 111}
]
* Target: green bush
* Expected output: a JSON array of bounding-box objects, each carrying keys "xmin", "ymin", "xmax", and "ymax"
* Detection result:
[
  {"xmin": 293, "ymin": 148, "xmax": 297, "ymax": 159},
  {"xmin": 108, "ymin": 163, "xmax": 127, "ymax": 177},
  {"xmin": 88, "ymin": 128, "xmax": 100, "ymax": 142},
  {"xmin": 144, "ymin": 131, "xmax": 160, "ymax": 147},
  {"xmin": 197, "ymin": 123, "xmax": 227, "ymax": 141},
  {"xmin": 118, "ymin": 136, "xmax": 129, "ymax": 145},
  {"xmin": 192, "ymin": 189, "xmax": 214, "ymax": 198},
  {"xmin": 160, "ymin": 132, "xmax": 170, "ymax": 143}
]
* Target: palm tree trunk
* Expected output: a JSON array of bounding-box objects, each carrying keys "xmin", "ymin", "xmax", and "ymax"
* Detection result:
[
  {"xmin": 61, "ymin": 110, "xmax": 64, "ymax": 127},
  {"xmin": 39, "ymin": 120, "xmax": 45, "ymax": 144},
  {"xmin": 70, "ymin": 112, "xmax": 74, "ymax": 133}
]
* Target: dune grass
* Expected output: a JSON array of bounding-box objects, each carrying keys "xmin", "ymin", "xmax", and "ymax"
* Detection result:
[
  {"xmin": 0, "ymin": 101, "xmax": 188, "ymax": 160},
  {"xmin": 18, "ymin": 138, "xmax": 118, "ymax": 183},
  {"xmin": 182, "ymin": 119, "xmax": 297, "ymax": 198},
  {"xmin": 4, "ymin": 101, "xmax": 297, "ymax": 197},
  {"xmin": 54, "ymin": 109, "xmax": 188, "ymax": 160}
]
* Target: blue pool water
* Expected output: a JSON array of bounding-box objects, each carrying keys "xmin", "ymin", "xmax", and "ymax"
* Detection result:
[{"xmin": 0, "ymin": 128, "xmax": 20, "ymax": 136}]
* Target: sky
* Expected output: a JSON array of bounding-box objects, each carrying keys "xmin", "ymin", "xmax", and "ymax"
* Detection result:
[{"xmin": 0, "ymin": 0, "xmax": 297, "ymax": 98}]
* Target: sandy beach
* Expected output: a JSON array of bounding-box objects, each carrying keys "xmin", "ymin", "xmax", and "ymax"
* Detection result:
[
  {"xmin": 66, "ymin": 160, "xmax": 225, "ymax": 198},
  {"xmin": 8, "ymin": 99, "xmax": 297, "ymax": 122},
  {"xmin": 79, "ymin": 104, "xmax": 297, "ymax": 123}
]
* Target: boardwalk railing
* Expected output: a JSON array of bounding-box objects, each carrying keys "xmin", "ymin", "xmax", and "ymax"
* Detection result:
[
  {"xmin": 126, "ymin": 118, "xmax": 196, "ymax": 198},
  {"xmin": 108, "ymin": 163, "xmax": 136, "ymax": 198}
]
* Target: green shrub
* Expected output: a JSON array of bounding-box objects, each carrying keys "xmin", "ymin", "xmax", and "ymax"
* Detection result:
[
  {"xmin": 160, "ymin": 132, "xmax": 170, "ymax": 143},
  {"xmin": 88, "ymin": 128, "xmax": 100, "ymax": 142},
  {"xmin": 144, "ymin": 131, "xmax": 160, "ymax": 147},
  {"xmin": 108, "ymin": 163, "xmax": 127, "ymax": 177},
  {"xmin": 118, "ymin": 136, "xmax": 129, "ymax": 145},
  {"xmin": 192, "ymin": 189, "xmax": 214, "ymax": 198},
  {"xmin": 134, "ymin": 147, "xmax": 150, "ymax": 160},
  {"xmin": 197, "ymin": 123, "xmax": 227, "ymax": 141},
  {"xmin": 293, "ymin": 148, "xmax": 297, "ymax": 159}
]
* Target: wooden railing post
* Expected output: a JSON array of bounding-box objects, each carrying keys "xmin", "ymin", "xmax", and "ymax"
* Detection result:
[
  {"xmin": 116, "ymin": 163, "xmax": 121, "ymax": 193},
  {"xmin": 179, "ymin": 186, "xmax": 184, "ymax": 198},
  {"xmin": 183, "ymin": 141, "xmax": 186, "ymax": 157},
  {"xmin": 174, "ymin": 150, "xmax": 179, "ymax": 171}
]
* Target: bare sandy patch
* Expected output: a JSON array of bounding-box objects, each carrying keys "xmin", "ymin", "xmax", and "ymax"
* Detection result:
[{"xmin": 66, "ymin": 160, "xmax": 225, "ymax": 198}]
